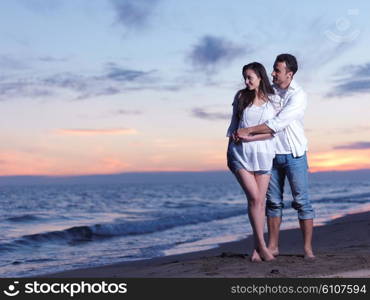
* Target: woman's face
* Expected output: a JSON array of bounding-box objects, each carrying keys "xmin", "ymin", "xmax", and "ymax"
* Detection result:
[{"xmin": 244, "ymin": 69, "xmax": 261, "ymax": 91}]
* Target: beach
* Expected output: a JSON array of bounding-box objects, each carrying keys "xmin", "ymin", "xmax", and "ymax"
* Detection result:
[
  {"xmin": 2, "ymin": 173, "xmax": 369, "ymax": 278},
  {"xmin": 42, "ymin": 210, "xmax": 370, "ymax": 278}
]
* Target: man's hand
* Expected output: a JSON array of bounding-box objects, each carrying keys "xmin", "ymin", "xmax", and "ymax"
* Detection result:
[
  {"xmin": 236, "ymin": 127, "xmax": 252, "ymax": 139},
  {"xmin": 239, "ymin": 135, "xmax": 254, "ymax": 142}
]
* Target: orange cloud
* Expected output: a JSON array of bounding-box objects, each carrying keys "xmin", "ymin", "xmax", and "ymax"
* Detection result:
[
  {"xmin": 0, "ymin": 151, "xmax": 131, "ymax": 176},
  {"xmin": 2, "ymin": 139, "xmax": 369, "ymax": 176},
  {"xmin": 56, "ymin": 128, "xmax": 138, "ymax": 136},
  {"xmin": 308, "ymin": 149, "xmax": 370, "ymax": 172},
  {"xmin": 0, "ymin": 151, "xmax": 57, "ymax": 175}
]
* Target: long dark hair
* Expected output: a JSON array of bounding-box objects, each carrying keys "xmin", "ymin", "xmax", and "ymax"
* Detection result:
[{"xmin": 236, "ymin": 62, "xmax": 274, "ymax": 120}]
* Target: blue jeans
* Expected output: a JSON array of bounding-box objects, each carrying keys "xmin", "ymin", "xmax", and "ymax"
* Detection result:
[{"xmin": 266, "ymin": 152, "xmax": 315, "ymax": 220}]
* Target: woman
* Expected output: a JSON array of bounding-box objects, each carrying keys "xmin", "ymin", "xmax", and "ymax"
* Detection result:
[{"xmin": 226, "ymin": 62, "xmax": 278, "ymax": 262}]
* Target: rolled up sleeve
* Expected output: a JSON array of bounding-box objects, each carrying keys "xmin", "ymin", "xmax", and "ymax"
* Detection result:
[
  {"xmin": 265, "ymin": 90, "xmax": 307, "ymax": 133},
  {"xmin": 226, "ymin": 96, "xmax": 239, "ymax": 137}
]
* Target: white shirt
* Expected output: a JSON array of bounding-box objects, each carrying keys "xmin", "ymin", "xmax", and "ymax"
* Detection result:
[
  {"xmin": 226, "ymin": 95, "xmax": 277, "ymax": 171},
  {"xmin": 265, "ymin": 80, "xmax": 308, "ymax": 157},
  {"xmin": 273, "ymin": 88, "xmax": 292, "ymax": 154}
]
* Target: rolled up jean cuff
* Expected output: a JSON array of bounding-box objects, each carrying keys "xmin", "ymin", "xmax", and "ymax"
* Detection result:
[
  {"xmin": 297, "ymin": 210, "xmax": 315, "ymax": 220},
  {"xmin": 265, "ymin": 207, "xmax": 283, "ymax": 218}
]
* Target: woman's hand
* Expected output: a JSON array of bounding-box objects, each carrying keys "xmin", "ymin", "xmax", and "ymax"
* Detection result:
[
  {"xmin": 232, "ymin": 131, "xmax": 254, "ymax": 143},
  {"xmin": 232, "ymin": 132, "xmax": 240, "ymax": 143}
]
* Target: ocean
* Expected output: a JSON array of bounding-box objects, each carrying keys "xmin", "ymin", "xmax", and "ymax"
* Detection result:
[{"xmin": 0, "ymin": 170, "xmax": 369, "ymax": 277}]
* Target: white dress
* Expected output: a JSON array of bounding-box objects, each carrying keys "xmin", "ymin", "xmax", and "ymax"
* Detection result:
[{"xmin": 226, "ymin": 94, "xmax": 278, "ymax": 172}]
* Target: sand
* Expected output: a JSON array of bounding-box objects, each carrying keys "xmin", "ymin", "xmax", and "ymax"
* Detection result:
[{"xmin": 41, "ymin": 211, "xmax": 370, "ymax": 278}]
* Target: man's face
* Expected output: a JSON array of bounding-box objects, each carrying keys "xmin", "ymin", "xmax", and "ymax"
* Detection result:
[{"xmin": 271, "ymin": 61, "xmax": 292, "ymax": 88}]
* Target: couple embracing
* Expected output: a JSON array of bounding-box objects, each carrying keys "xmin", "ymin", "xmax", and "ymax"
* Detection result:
[{"xmin": 226, "ymin": 54, "xmax": 315, "ymax": 262}]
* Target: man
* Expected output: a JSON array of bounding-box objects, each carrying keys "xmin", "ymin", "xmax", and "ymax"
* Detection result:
[{"xmin": 236, "ymin": 53, "xmax": 315, "ymax": 259}]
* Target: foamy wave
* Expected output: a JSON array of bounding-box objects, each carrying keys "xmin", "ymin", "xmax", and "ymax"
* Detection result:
[{"xmin": 0, "ymin": 207, "xmax": 246, "ymax": 251}]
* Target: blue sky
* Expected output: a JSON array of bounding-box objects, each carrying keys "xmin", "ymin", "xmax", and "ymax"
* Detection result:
[{"xmin": 0, "ymin": 0, "xmax": 370, "ymax": 175}]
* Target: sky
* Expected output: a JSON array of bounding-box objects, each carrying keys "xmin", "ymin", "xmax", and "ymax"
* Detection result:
[{"xmin": 0, "ymin": 0, "xmax": 370, "ymax": 176}]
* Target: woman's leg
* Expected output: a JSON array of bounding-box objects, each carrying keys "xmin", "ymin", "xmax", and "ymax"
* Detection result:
[
  {"xmin": 233, "ymin": 169, "xmax": 261, "ymax": 261},
  {"xmin": 255, "ymin": 173, "xmax": 275, "ymax": 261},
  {"xmin": 234, "ymin": 169, "xmax": 274, "ymax": 261}
]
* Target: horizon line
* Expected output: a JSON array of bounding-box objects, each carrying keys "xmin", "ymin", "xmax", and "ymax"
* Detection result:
[{"xmin": 1, "ymin": 168, "xmax": 370, "ymax": 178}]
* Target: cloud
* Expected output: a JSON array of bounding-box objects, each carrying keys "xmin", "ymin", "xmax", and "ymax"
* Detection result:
[
  {"xmin": 0, "ymin": 79, "xmax": 54, "ymax": 100},
  {"xmin": 0, "ymin": 63, "xmax": 160, "ymax": 101},
  {"xmin": 43, "ymin": 73, "xmax": 87, "ymax": 91},
  {"xmin": 0, "ymin": 150, "xmax": 132, "ymax": 176},
  {"xmin": 327, "ymin": 62, "xmax": 370, "ymax": 97},
  {"xmin": 115, "ymin": 109, "xmax": 142, "ymax": 115},
  {"xmin": 188, "ymin": 35, "xmax": 246, "ymax": 72},
  {"xmin": 191, "ymin": 107, "xmax": 230, "ymax": 121},
  {"xmin": 0, "ymin": 150, "xmax": 57, "ymax": 176},
  {"xmin": 300, "ymin": 42, "xmax": 353, "ymax": 73},
  {"xmin": 102, "ymin": 63, "xmax": 154, "ymax": 82},
  {"xmin": 327, "ymin": 80, "xmax": 370, "ymax": 97},
  {"xmin": 53, "ymin": 63, "xmax": 156, "ymax": 98},
  {"xmin": 308, "ymin": 149, "xmax": 370, "ymax": 172},
  {"xmin": 320, "ymin": 126, "xmax": 370, "ymax": 135},
  {"xmin": 110, "ymin": 0, "xmax": 160, "ymax": 30},
  {"xmin": 273, "ymin": 16, "xmax": 360, "ymax": 84},
  {"xmin": 0, "ymin": 55, "xmax": 29, "ymax": 70},
  {"xmin": 0, "ymin": 55, "xmax": 67, "ymax": 73},
  {"xmin": 38, "ymin": 56, "xmax": 68, "ymax": 63},
  {"xmin": 341, "ymin": 63, "xmax": 370, "ymax": 77},
  {"xmin": 57, "ymin": 128, "xmax": 138, "ymax": 136},
  {"xmin": 333, "ymin": 142, "xmax": 370, "ymax": 150}
]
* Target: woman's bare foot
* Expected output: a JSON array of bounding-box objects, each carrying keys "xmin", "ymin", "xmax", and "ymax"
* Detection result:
[
  {"xmin": 259, "ymin": 247, "xmax": 276, "ymax": 261},
  {"xmin": 250, "ymin": 249, "xmax": 262, "ymax": 262},
  {"xmin": 268, "ymin": 246, "xmax": 279, "ymax": 257},
  {"xmin": 304, "ymin": 247, "xmax": 315, "ymax": 260}
]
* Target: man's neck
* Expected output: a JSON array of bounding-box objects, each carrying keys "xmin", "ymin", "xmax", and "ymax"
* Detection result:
[{"xmin": 278, "ymin": 79, "xmax": 292, "ymax": 90}]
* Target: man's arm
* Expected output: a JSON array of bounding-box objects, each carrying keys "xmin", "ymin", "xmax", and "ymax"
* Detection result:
[
  {"xmin": 265, "ymin": 90, "xmax": 307, "ymax": 133},
  {"xmin": 241, "ymin": 132, "xmax": 273, "ymax": 142},
  {"xmin": 236, "ymin": 124, "xmax": 273, "ymax": 139},
  {"xmin": 237, "ymin": 89, "xmax": 307, "ymax": 138}
]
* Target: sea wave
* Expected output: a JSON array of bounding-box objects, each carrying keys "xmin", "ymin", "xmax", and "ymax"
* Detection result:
[
  {"xmin": 0, "ymin": 207, "xmax": 246, "ymax": 252},
  {"xmin": 312, "ymin": 192, "xmax": 370, "ymax": 204}
]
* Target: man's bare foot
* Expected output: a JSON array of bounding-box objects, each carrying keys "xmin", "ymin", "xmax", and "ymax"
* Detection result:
[
  {"xmin": 250, "ymin": 249, "xmax": 262, "ymax": 262},
  {"xmin": 268, "ymin": 246, "xmax": 279, "ymax": 257},
  {"xmin": 259, "ymin": 247, "xmax": 275, "ymax": 261}
]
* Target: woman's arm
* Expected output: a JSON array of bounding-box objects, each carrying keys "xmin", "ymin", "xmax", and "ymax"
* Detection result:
[
  {"xmin": 240, "ymin": 133, "xmax": 273, "ymax": 142},
  {"xmin": 226, "ymin": 93, "xmax": 240, "ymax": 138},
  {"xmin": 228, "ymin": 136, "xmax": 233, "ymax": 147}
]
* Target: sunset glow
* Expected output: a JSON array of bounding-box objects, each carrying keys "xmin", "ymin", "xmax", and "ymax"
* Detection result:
[
  {"xmin": 308, "ymin": 150, "xmax": 370, "ymax": 172},
  {"xmin": 57, "ymin": 128, "xmax": 138, "ymax": 136},
  {"xmin": 0, "ymin": 1, "xmax": 369, "ymax": 177}
]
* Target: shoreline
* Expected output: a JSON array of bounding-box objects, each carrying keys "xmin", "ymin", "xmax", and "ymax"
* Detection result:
[{"xmin": 40, "ymin": 210, "xmax": 370, "ymax": 278}]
